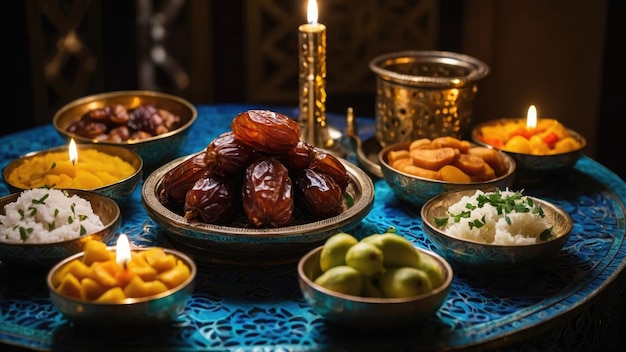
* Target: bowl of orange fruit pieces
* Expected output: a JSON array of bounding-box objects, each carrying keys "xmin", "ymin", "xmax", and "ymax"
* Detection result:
[
  {"xmin": 471, "ymin": 117, "xmax": 586, "ymax": 176},
  {"xmin": 378, "ymin": 136, "xmax": 516, "ymax": 207},
  {"xmin": 47, "ymin": 239, "xmax": 196, "ymax": 326}
]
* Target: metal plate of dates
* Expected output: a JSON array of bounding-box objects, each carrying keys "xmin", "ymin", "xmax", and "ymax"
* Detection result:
[{"xmin": 142, "ymin": 154, "xmax": 375, "ymax": 265}]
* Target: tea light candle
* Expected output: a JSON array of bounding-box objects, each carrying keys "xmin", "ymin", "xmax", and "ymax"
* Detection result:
[{"xmin": 298, "ymin": 0, "xmax": 332, "ymax": 149}]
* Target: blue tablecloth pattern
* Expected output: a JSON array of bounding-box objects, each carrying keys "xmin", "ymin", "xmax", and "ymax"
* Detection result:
[{"xmin": 1, "ymin": 104, "xmax": 625, "ymax": 351}]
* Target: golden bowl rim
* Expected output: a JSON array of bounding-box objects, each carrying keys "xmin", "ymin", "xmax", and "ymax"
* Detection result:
[
  {"xmin": 46, "ymin": 246, "xmax": 197, "ymax": 305},
  {"xmin": 378, "ymin": 141, "xmax": 517, "ymax": 185},
  {"xmin": 0, "ymin": 189, "xmax": 121, "ymax": 248},
  {"xmin": 420, "ymin": 189, "xmax": 574, "ymax": 248},
  {"xmin": 2, "ymin": 143, "xmax": 143, "ymax": 192},
  {"xmin": 297, "ymin": 245, "xmax": 454, "ymax": 304},
  {"xmin": 52, "ymin": 90, "xmax": 198, "ymax": 146},
  {"xmin": 470, "ymin": 118, "xmax": 587, "ymax": 157}
]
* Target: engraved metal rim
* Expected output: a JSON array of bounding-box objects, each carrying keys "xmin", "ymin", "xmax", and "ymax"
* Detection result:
[
  {"xmin": 378, "ymin": 141, "xmax": 517, "ymax": 186},
  {"xmin": 52, "ymin": 90, "xmax": 198, "ymax": 146},
  {"xmin": 369, "ymin": 50, "xmax": 490, "ymax": 88},
  {"xmin": 142, "ymin": 154, "xmax": 375, "ymax": 239},
  {"xmin": 46, "ymin": 247, "xmax": 196, "ymax": 305},
  {"xmin": 2, "ymin": 144, "xmax": 143, "ymax": 192},
  {"xmin": 470, "ymin": 118, "xmax": 588, "ymax": 158},
  {"xmin": 420, "ymin": 189, "xmax": 574, "ymax": 248}
]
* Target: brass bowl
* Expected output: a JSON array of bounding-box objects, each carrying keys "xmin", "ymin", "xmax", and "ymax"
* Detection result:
[
  {"xmin": 471, "ymin": 118, "xmax": 586, "ymax": 178},
  {"xmin": 52, "ymin": 90, "xmax": 197, "ymax": 171},
  {"xmin": 47, "ymin": 247, "xmax": 196, "ymax": 326},
  {"xmin": 420, "ymin": 189, "xmax": 574, "ymax": 272},
  {"xmin": 2, "ymin": 143, "xmax": 143, "ymax": 203},
  {"xmin": 297, "ymin": 245, "xmax": 453, "ymax": 329},
  {"xmin": 141, "ymin": 155, "xmax": 375, "ymax": 265},
  {"xmin": 0, "ymin": 190, "xmax": 121, "ymax": 267},
  {"xmin": 378, "ymin": 141, "xmax": 516, "ymax": 208}
]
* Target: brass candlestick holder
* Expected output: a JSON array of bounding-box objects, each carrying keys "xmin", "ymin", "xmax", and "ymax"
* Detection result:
[{"xmin": 297, "ymin": 14, "xmax": 345, "ymax": 156}]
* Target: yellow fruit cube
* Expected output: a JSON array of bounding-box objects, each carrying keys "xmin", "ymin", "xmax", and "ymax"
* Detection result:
[
  {"xmin": 56, "ymin": 273, "xmax": 82, "ymax": 299},
  {"xmin": 158, "ymin": 260, "xmax": 191, "ymax": 289},
  {"xmin": 80, "ymin": 277, "xmax": 105, "ymax": 301},
  {"xmin": 95, "ymin": 287, "xmax": 127, "ymax": 303},
  {"xmin": 83, "ymin": 240, "xmax": 112, "ymax": 265},
  {"xmin": 124, "ymin": 276, "xmax": 169, "ymax": 298}
]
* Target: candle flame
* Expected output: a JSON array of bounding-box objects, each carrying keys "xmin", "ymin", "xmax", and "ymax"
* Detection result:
[
  {"xmin": 307, "ymin": 0, "xmax": 318, "ymax": 24},
  {"xmin": 116, "ymin": 234, "xmax": 131, "ymax": 266},
  {"xmin": 68, "ymin": 139, "xmax": 78, "ymax": 165},
  {"xmin": 526, "ymin": 105, "xmax": 537, "ymax": 129}
]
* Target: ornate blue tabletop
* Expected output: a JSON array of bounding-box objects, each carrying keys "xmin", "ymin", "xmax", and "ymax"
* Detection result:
[{"xmin": 1, "ymin": 104, "xmax": 625, "ymax": 351}]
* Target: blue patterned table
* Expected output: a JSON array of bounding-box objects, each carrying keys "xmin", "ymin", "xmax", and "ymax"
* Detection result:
[{"xmin": 1, "ymin": 104, "xmax": 625, "ymax": 351}]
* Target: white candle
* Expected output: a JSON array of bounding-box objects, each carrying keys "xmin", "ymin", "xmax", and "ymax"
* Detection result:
[
  {"xmin": 68, "ymin": 139, "xmax": 78, "ymax": 166},
  {"xmin": 298, "ymin": 0, "xmax": 331, "ymax": 148},
  {"xmin": 116, "ymin": 234, "xmax": 131, "ymax": 267}
]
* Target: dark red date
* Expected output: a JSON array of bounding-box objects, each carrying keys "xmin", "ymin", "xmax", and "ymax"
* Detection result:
[
  {"xmin": 294, "ymin": 169, "xmax": 344, "ymax": 218},
  {"xmin": 204, "ymin": 131, "xmax": 256, "ymax": 177},
  {"xmin": 184, "ymin": 176, "xmax": 237, "ymax": 223},
  {"xmin": 231, "ymin": 110, "xmax": 301, "ymax": 154},
  {"xmin": 242, "ymin": 158, "xmax": 294, "ymax": 227}
]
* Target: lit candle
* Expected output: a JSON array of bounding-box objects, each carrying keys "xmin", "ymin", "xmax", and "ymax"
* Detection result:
[
  {"xmin": 115, "ymin": 234, "xmax": 134, "ymax": 286},
  {"xmin": 298, "ymin": 0, "xmax": 332, "ymax": 149},
  {"xmin": 68, "ymin": 139, "xmax": 78, "ymax": 166},
  {"xmin": 525, "ymin": 105, "xmax": 537, "ymax": 130},
  {"xmin": 116, "ymin": 234, "xmax": 131, "ymax": 268}
]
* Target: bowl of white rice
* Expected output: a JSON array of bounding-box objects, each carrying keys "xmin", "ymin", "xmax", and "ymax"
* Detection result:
[
  {"xmin": 0, "ymin": 188, "xmax": 121, "ymax": 267},
  {"xmin": 420, "ymin": 188, "xmax": 573, "ymax": 271}
]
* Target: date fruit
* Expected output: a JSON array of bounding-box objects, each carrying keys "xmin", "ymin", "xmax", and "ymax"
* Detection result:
[
  {"xmin": 242, "ymin": 158, "xmax": 294, "ymax": 227},
  {"xmin": 294, "ymin": 169, "xmax": 344, "ymax": 218},
  {"xmin": 160, "ymin": 151, "xmax": 209, "ymax": 207},
  {"xmin": 204, "ymin": 131, "xmax": 256, "ymax": 177},
  {"xmin": 279, "ymin": 141, "xmax": 316, "ymax": 170},
  {"xmin": 310, "ymin": 152, "xmax": 351, "ymax": 193},
  {"xmin": 231, "ymin": 110, "xmax": 301, "ymax": 154},
  {"xmin": 184, "ymin": 176, "xmax": 237, "ymax": 223}
]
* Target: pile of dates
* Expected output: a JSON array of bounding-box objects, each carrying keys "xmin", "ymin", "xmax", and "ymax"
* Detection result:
[
  {"xmin": 159, "ymin": 110, "xmax": 351, "ymax": 228},
  {"xmin": 67, "ymin": 103, "xmax": 182, "ymax": 142}
]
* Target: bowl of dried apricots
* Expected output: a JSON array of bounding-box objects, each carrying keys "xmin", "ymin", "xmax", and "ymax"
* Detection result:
[{"xmin": 378, "ymin": 136, "xmax": 516, "ymax": 208}]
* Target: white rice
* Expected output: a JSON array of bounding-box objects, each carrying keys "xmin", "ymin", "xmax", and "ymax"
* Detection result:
[
  {"xmin": 0, "ymin": 188, "xmax": 104, "ymax": 244},
  {"xmin": 438, "ymin": 189, "xmax": 552, "ymax": 245}
]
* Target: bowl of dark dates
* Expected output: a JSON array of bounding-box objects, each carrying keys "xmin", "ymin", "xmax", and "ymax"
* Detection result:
[
  {"xmin": 142, "ymin": 110, "xmax": 375, "ymax": 265},
  {"xmin": 53, "ymin": 90, "xmax": 197, "ymax": 171}
]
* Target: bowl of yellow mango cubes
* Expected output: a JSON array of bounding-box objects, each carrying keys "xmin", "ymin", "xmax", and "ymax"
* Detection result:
[
  {"xmin": 47, "ymin": 239, "xmax": 196, "ymax": 326},
  {"xmin": 2, "ymin": 143, "xmax": 143, "ymax": 203}
]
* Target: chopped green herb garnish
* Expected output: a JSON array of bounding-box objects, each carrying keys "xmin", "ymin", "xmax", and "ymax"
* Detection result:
[
  {"xmin": 18, "ymin": 209, "xmax": 25, "ymax": 220},
  {"xmin": 78, "ymin": 214, "xmax": 88, "ymax": 221},
  {"xmin": 79, "ymin": 225, "xmax": 86, "ymax": 236},
  {"xmin": 19, "ymin": 227, "xmax": 34, "ymax": 241},
  {"xmin": 28, "ymin": 206, "xmax": 37, "ymax": 217},
  {"xmin": 539, "ymin": 227, "xmax": 554, "ymax": 241},
  {"xmin": 32, "ymin": 193, "xmax": 49, "ymax": 204},
  {"xmin": 67, "ymin": 216, "xmax": 74, "ymax": 224}
]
